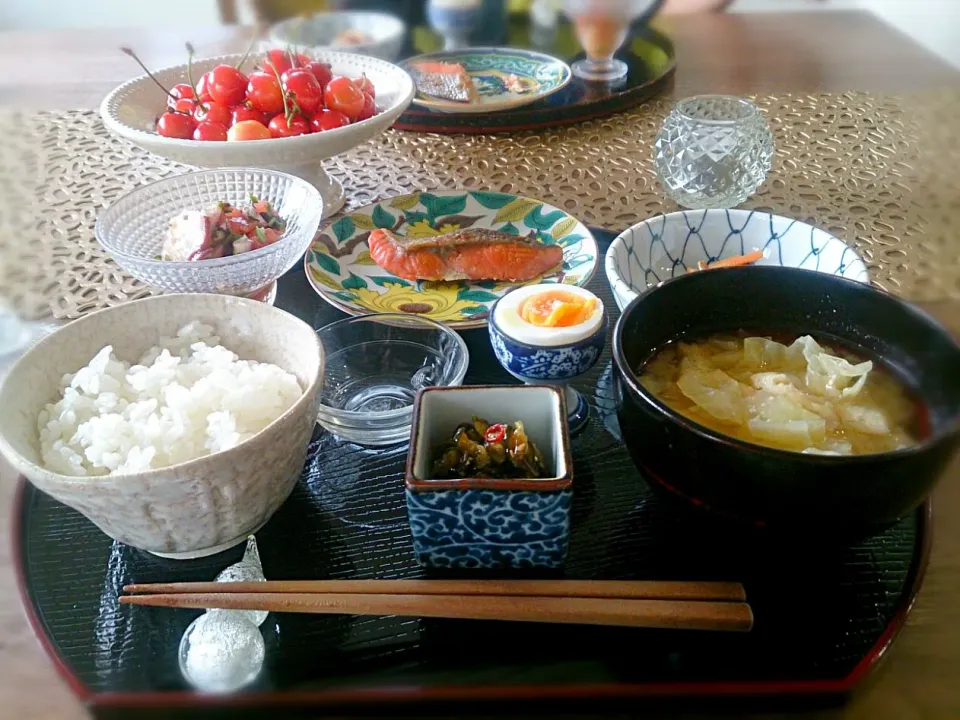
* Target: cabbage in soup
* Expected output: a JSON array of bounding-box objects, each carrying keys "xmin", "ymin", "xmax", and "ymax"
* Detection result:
[{"xmin": 638, "ymin": 333, "xmax": 918, "ymax": 456}]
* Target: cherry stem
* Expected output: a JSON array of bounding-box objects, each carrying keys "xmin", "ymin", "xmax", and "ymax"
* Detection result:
[
  {"xmin": 184, "ymin": 43, "xmax": 200, "ymax": 105},
  {"xmin": 267, "ymin": 62, "xmax": 293, "ymax": 123},
  {"xmin": 121, "ymin": 47, "xmax": 172, "ymax": 98},
  {"xmin": 235, "ymin": 26, "xmax": 261, "ymax": 70}
]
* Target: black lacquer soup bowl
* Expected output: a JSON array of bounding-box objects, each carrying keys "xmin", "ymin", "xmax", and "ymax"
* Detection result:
[{"xmin": 612, "ymin": 266, "xmax": 960, "ymax": 533}]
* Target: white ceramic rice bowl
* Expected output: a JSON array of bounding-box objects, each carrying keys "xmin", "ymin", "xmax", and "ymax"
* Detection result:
[{"xmin": 0, "ymin": 294, "xmax": 325, "ymax": 559}]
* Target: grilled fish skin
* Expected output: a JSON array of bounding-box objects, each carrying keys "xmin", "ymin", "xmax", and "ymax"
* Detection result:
[
  {"xmin": 409, "ymin": 62, "xmax": 479, "ymax": 104},
  {"xmin": 368, "ymin": 227, "xmax": 564, "ymax": 282}
]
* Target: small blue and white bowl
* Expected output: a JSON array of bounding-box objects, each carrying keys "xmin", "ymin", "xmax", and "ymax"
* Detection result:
[
  {"xmin": 405, "ymin": 385, "xmax": 573, "ymax": 569},
  {"xmin": 488, "ymin": 285, "xmax": 606, "ymax": 434},
  {"xmin": 604, "ymin": 209, "xmax": 870, "ymax": 312}
]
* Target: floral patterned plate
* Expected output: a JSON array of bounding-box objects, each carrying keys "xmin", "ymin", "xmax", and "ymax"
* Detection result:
[
  {"xmin": 305, "ymin": 190, "xmax": 599, "ymax": 329},
  {"xmin": 399, "ymin": 48, "xmax": 572, "ymax": 114}
]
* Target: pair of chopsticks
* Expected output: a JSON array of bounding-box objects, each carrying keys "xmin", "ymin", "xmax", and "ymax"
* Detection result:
[{"xmin": 122, "ymin": 579, "xmax": 753, "ymax": 633}]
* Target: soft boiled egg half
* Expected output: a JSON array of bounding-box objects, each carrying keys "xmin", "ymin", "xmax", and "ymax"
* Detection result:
[{"xmin": 493, "ymin": 284, "xmax": 605, "ymax": 346}]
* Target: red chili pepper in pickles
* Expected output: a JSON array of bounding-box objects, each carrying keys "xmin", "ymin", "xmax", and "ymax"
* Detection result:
[{"xmin": 484, "ymin": 424, "xmax": 507, "ymax": 444}]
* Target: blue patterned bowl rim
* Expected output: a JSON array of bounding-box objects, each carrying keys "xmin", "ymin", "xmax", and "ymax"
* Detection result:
[{"xmin": 604, "ymin": 209, "xmax": 870, "ymax": 309}]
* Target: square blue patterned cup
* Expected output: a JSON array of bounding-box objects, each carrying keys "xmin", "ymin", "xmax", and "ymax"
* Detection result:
[{"xmin": 405, "ymin": 385, "xmax": 573, "ymax": 569}]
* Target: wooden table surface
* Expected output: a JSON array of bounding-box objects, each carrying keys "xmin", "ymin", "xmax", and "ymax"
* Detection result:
[{"xmin": 1, "ymin": 9, "xmax": 959, "ymax": 720}]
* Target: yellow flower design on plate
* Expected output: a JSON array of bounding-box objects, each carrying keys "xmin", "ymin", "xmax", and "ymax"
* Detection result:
[
  {"xmin": 406, "ymin": 220, "xmax": 442, "ymax": 238},
  {"xmin": 350, "ymin": 282, "xmax": 484, "ymax": 322}
]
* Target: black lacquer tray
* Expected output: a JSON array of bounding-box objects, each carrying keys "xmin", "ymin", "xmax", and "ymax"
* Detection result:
[
  {"xmin": 393, "ymin": 23, "xmax": 676, "ymax": 134},
  {"xmin": 364, "ymin": 0, "xmax": 677, "ymax": 134},
  {"xmin": 13, "ymin": 229, "xmax": 930, "ymax": 718}
]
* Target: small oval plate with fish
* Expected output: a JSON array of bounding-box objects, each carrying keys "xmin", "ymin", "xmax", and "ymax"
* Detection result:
[
  {"xmin": 305, "ymin": 190, "xmax": 598, "ymax": 328},
  {"xmin": 399, "ymin": 48, "xmax": 572, "ymax": 114}
]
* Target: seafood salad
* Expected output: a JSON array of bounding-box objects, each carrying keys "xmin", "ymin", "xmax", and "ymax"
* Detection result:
[
  {"xmin": 431, "ymin": 417, "xmax": 548, "ymax": 479},
  {"xmin": 161, "ymin": 196, "xmax": 287, "ymax": 262}
]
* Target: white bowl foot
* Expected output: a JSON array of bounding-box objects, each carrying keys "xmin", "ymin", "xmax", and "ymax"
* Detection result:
[
  {"xmin": 144, "ymin": 519, "xmax": 270, "ymax": 560},
  {"xmin": 280, "ymin": 163, "xmax": 346, "ymax": 219}
]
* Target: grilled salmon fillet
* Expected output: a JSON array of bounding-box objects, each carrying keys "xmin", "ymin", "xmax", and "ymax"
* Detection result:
[
  {"xmin": 368, "ymin": 228, "xmax": 564, "ymax": 282},
  {"xmin": 409, "ymin": 62, "xmax": 479, "ymax": 103}
]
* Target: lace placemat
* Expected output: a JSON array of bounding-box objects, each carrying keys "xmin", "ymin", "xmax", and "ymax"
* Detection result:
[{"xmin": 1, "ymin": 91, "xmax": 958, "ymax": 320}]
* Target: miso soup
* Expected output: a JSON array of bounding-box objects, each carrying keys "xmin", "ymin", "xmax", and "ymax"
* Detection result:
[{"xmin": 637, "ymin": 333, "xmax": 920, "ymax": 456}]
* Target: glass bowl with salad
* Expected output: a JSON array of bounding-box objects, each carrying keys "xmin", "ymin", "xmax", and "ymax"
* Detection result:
[{"xmin": 95, "ymin": 168, "xmax": 323, "ymax": 301}]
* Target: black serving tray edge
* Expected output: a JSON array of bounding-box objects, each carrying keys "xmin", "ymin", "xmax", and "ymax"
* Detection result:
[{"xmin": 11, "ymin": 476, "xmax": 932, "ymax": 715}]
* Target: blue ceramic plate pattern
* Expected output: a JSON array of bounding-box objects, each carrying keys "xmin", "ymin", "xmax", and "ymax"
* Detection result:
[
  {"xmin": 605, "ymin": 209, "xmax": 870, "ymax": 311},
  {"xmin": 401, "ymin": 48, "xmax": 572, "ymax": 114}
]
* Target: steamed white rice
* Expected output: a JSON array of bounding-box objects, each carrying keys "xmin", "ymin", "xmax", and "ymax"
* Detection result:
[{"xmin": 38, "ymin": 322, "xmax": 303, "ymax": 476}]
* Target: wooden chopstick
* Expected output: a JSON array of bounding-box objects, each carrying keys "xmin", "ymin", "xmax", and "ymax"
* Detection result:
[
  {"xmin": 122, "ymin": 579, "xmax": 746, "ymax": 603},
  {"xmin": 120, "ymin": 592, "xmax": 753, "ymax": 632}
]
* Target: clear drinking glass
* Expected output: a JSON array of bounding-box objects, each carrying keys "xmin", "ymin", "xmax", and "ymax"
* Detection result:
[
  {"xmin": 0, "ymin": 303, "xmax": 28, "ymax": 358},
  {"xmin": 561, "ymin": 0, "xmax": 655, "ymax": 82},
  {"xmin": 0, "ymin": 300, "xmax": 56, "ymax": 381},
  {"xmin": 654, "ymin": 95, "xmax": 775, "ymax": 209}
]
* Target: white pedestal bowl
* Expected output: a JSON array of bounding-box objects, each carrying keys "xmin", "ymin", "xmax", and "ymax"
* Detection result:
[{"xmin": 100, "ymin": 50, "xmax": 415, "ymax": 219}]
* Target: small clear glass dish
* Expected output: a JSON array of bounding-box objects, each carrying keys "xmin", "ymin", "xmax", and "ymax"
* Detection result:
[
  {"xmin": 94, "ymin": 168, "xmax": 323, "ymax": 299},
  {"xmin": 315, "ymin": 314, "xmax": 469, "ymax": 446}
]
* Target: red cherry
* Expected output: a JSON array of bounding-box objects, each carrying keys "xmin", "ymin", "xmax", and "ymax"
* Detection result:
[
  {"xmin": 355, "ymin": 92, "xmax": 376, "ymax": 121},
  {"xmin": 196, "ymin": 72, "xmax": 214, "ymax": 104},
  {"xmin": 324, "ymin": 76, "xmax": 365, "ymax": 121},
  {"xmin": 207, "ymin": 64, "xmax": 248, "ymax": 106},
  {"xmin": 355, "ymin": 74, "xmax": 375, "ymax": 98},
  {"xmin": 193, "ymin": 122, "xmax": 228, "ymax": 141},
  {"xmin": 156, "ymin": 112, "xmax": 197, "ymax": 139},
  {"xmin": 172, "ymin": 97, "xmax": 198, "ymax": 115},
  {"xmin": 228, "ymin": 120, "xmax": 271, "ymax": 141},
  {"xmin": 310, "ymin": 108, "xmax": 350, "ymax": 132},
  {"xmin": 231, "ymin": 105, "xmax": 268, "ymax": 127},
  {"xmin": 263, "ymin": 48, "xmax": 293, "ymax": 76},
  {"xmin": 194, "ymin": 101, "xmax": 232, "ymax": 127},
  {"xmin": 293, "ymin": 53, "xmax": 311, "ymax": 68},
  {"xmin": 281, "ymin": 68, "xmax": 323, "ymax": 116},
  {"xmin": 246, "ymin": 71, "xmax": 285, "ymax": 114},
  {"xmin": 304, "ymin": 61, "xmax": 332, "ymax": 89},
  {"xmin": 268, "ymin": 113, "xmax": 310, "ymax": 138},
  {"xmin": 167, "ymin": 83, "xmax": 196, "ymax": 108}
]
